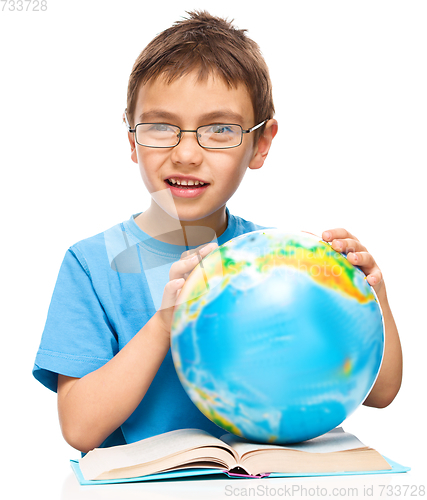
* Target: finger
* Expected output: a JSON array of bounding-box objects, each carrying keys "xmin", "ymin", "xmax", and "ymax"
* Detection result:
[
  {"xmin": 322, "ymin": 228, "xmax": 359, "ymax": 243},
  {"xmin": 181, "ymin": 242, "xmax": 218, "ymax": 259},
  {"xmin": 346, "ymin": 251, "xmax": 383, "ymax": 286},
  {"xmin": 159, "ymin": 278, "xmax": 185, "ymax": 310},
  {"xmin": 330, "ymin": 238, "xmax": 366, "ymax": 254},
  {"xmin": 170, "ymin": 253, "xmax": 200, "ymax": 281},
  {"xmin": 346, "ymin": 251, "xmax": 375, "ymax": 269},
  {"xmin": 366, "ymin": 271, "xmax": 383, "ymax": 287},
  {"xmin": 199, "ymin": 242, "xmax": 219, "ymax": 256}
]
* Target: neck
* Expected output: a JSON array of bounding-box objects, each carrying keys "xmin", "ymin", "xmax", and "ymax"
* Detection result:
[{"xmin": 134, "ymin": 201, "xmax": 228, "ymax": 247}]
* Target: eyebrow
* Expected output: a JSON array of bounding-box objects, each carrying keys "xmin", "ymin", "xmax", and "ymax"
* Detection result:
[{"xmin": 138, "ymin": 109, "xmax": 245, "ymax": 124}]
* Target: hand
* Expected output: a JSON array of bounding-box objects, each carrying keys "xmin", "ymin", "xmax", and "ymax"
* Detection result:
[
  {"xmin": 322, "ymin": 228, "xmax": 384, "ymax": 293},
  {"xmin": 156, "ymin": 242, "xmax": 219, "ymax": 337}
]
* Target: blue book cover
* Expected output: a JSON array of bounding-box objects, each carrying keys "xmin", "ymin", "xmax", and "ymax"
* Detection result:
[
  {"xmin": 70, "ymin": 456, "xmax": 410, "ymax": 485},
  {"xmin": 69, "ymin": 427, "xmax": 410, "ymax": 485}
]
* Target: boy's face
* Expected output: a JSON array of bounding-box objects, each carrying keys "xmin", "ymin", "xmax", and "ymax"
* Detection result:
[{"xmin": 128, "ymin": 71, "xmax": 276, "ymax": 229}]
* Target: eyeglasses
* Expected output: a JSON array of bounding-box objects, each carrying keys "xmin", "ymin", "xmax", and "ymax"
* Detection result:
[{"xmin": 124, "ymin": 109, "xmax": 268, "ymax": 150}]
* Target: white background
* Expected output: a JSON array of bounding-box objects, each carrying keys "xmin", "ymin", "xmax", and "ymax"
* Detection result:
[{"xmin": 1, "ymin": 1, "xmax": 426, "ymax": 498}]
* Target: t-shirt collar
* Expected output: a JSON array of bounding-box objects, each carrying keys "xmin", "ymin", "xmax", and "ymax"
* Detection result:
[{"xmin": 124, "ymin": 207, "xmax": 234, "ymax": 257}]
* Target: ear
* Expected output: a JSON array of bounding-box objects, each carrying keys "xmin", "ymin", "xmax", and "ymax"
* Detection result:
[
  {"xmin": 123, "ymin": 111, "xmax": 138, "ymax": 164},
  {"xmin": 248, "ymin": 119, "xmax": 278, "ymax": 170},
  {"xmin": 127, "ymin": 132, "xmax": 138, "ymax": 164}
]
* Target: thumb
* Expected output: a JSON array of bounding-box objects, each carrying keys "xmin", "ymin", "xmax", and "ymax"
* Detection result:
[{"xmin": 160, "ymin": 278, "xmax": 185, "ymax": 311}]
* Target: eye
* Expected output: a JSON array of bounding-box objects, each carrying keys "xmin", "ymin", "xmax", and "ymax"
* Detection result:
[
  {"xmin": 149, "ymin": 123, "xmax": 176, "ymax": 132},
  {"xmin": 209, "ymin": 124, "xmax": 234, "ymax": 134}
]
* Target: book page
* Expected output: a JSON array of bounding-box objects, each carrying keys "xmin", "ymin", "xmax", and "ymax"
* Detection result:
[
  {"xmin": 244, "ymin": 448, "xmax": 391, "ymax": 475},
  {"xmin": 95, "ymin": 446, "xmax": 237, "ymax": 480},
  {"xmin": 221, "ymin": 427, "xmax": 366, "ymax": 457},
  {"xmin": 80, "ymin": 428, "xmax": 237, "ymax": 481}
]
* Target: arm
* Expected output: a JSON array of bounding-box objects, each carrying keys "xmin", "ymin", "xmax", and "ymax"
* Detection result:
[
  {"xmin": 58, "ymin": 313, "xmax": 170, "ymax": 454},
  {"xmin": 362, "ymin": 284, "xmax": 402, "ymax": 408},
  {"xmin": 58, "ymin": 242, "xmax": 218, "ymax": 453},
  {"xmin": 322, "ymin": 229, "xmax": 402, "ymax": 408}
]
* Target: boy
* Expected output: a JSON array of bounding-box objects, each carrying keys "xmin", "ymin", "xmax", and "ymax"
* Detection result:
[{"xmin": 32, "ymin": 11, "xmax": 402, "ymax": 454}]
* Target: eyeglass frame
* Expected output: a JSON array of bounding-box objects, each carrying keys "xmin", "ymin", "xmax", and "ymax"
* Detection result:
[{"xmin": 123, "ymin": 108, "xmax": 268, "ymax": 150}]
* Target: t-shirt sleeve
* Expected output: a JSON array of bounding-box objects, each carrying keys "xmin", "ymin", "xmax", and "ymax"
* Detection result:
[{"xmin": 32, "ymin": 247, "xmax": 119, "ymax": 393}]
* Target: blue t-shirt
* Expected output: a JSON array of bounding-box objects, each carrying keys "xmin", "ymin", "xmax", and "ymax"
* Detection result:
[{"xmin": 33, "ymin": 208, "xmax": 271, "ymax": 447}]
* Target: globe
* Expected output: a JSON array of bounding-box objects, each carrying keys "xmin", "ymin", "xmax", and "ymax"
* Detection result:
[{"xmin": 171, "ymin": 229, "xmax": 384, "ymax": 444}]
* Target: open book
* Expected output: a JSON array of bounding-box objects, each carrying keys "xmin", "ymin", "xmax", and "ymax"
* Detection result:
[{"xmin": 75, "ymin": 427, "xmax": 408, "ymax": 483}]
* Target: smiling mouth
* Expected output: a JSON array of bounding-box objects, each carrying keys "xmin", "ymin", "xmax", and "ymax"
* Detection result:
[{"xmin": 165, "ymin": 179, "xmax": 210, "ymax": 188}]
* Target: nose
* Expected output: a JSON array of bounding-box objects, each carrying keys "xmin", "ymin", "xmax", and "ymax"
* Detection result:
[{"xmin": 170, "ymin": 131, "xmax": 203, "ymax": 167}]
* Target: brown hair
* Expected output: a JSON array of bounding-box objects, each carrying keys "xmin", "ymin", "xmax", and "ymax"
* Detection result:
[{"xmin": 126, "ymin": 10, "xmax": 274, "ymax": 140}]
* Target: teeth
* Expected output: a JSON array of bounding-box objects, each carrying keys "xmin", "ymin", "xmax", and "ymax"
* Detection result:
[{"xmin": 168, "ymin": 178, "xmax": 205, "ymax": 186}]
